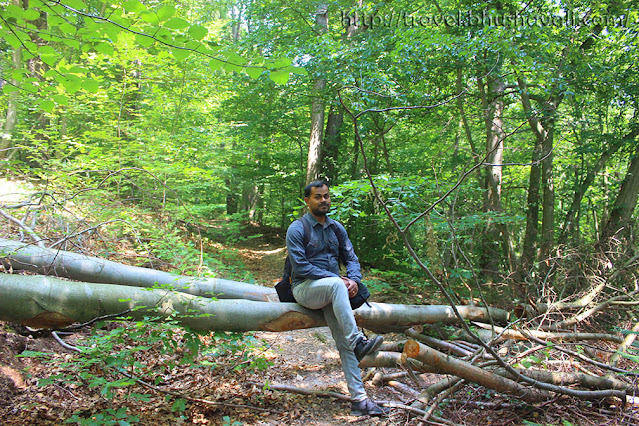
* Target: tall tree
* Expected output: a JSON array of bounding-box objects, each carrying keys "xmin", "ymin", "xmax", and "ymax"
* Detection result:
[{"xmin": 306, "ymin": 4, "xmax": 329, "ymax": 184}]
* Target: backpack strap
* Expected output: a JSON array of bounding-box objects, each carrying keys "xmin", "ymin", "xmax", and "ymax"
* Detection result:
[
  {"xmin": 330, "ymin": 222, "xmax": 345, "ymax": 266},
  {"xmin": 299, "ymin": 215, "xmax": 311, "ymax": 247}
]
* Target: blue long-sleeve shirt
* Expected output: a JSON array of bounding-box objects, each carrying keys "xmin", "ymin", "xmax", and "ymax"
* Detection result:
[{"xmin": 286, "ymin": 213, "xmax": 362, "ymax": 286}]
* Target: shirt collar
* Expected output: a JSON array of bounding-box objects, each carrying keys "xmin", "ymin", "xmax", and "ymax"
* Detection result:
[{"xmin": 304, "ymin": 212, "xmax": 334, "ymax": 228}]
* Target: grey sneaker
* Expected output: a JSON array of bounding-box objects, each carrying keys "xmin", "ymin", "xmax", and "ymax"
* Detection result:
[
  {"xmin": 351, "ymin": 398, "xmax": 389, "ymax": 416},
  {"xmin": 353, "ymin": 335, "xmax": 383, "ymax": 361}
]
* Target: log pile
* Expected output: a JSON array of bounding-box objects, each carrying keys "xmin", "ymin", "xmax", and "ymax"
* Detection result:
[{"xmin": 1, "ymin": 238, "xmax": 638, "ymax": 424}]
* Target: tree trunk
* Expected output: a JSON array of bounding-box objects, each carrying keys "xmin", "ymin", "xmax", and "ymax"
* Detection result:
[
  {"xmin": 403, "ymin": 340, "xmax": 550, "ymax": 403},
  {"xmin": 0, "ymin": 273, "xmax": 510, "ymax": 331},
  {"xmin": 322, "ymin": 105, "xmax": 343, "ymax": 183},
  {"xmin": 600, "ymin": 145, "xmax": 639, "ymax": 250},
  {"xmin": 478, "ymin": 74, "xmax": 510, "ymax": 276},
  {"xmin": 0, "ymin": 238, "xmax": 277, "ymax": 302},
  {"xmin": 305, "ymin": 5, "xmax": 328, "ymax": 184},
  {"xmin": 559, "ymin": 128, "xmax": 636, "ymax": 244},
  {"xmin": 0, "ymin": 273, "xmax": 323, "ymax": 332},
  {"xmin": 0, "ymin": 23, "xmax": 21, "ymax": 159},
  {"xmin": 540, "ymin": 118, "xmax": 555, "ymax": 262}
]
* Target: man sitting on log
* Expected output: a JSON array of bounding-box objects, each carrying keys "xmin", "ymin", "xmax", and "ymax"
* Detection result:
[{"xmin": 286, "ymin": 180, "xmax": 388, "ymax": 416}]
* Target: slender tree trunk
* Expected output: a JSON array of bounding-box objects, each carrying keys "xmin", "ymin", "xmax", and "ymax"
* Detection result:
[
  {"xmin": 559, "ymin": 128, "xmax": 637, "ymax": 244},
  {"xmin": 478, "ymin": 74, "xmax": 509, "ymax": 276},
  {"xmin": 0, "ymin": 27, "xmax": 21, "ymax": 159},
  {"xmin": 520, "ymin": 137, "xmax": 542, "ymax": 277},
  {"xmin": 322, "ymin": 105, "xmax": 343, "ymax": 183},
  {"xmin": 516, "ymin": 76, "xmax": 551, "ymax": 290},
  {"xmin": 540, "ymin": 118, "xmax": 555, "ymax": 262},
  {"xmin": 305, "ymin": 5, "xmax": 328, "ymax": 184},
  {"xmin": 600, "ymin": 145, "xmax": 639, "ymax": 251}
]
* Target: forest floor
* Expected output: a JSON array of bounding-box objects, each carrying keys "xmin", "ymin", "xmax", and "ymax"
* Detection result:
[{"xmin": 0, "ymin": 223, "xmax": 635, "ymax": 426}]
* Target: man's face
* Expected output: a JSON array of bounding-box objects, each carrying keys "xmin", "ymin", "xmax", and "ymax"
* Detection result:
[{"xmin": 305, "ymin": 185, "xmax": 331, "ymax": 217}]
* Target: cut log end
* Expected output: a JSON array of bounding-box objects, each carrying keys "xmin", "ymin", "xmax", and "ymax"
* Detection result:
[
  {"xmin": 263, "ymin": 311, "xmax": 320, "ymax": 332},
  {"xmin": 403, "ymin": 339, "xmax": 421, "ymax": 358},
  {"xmin": 21, "ymin": 311, "xmax": 74, "ymax": 329}
]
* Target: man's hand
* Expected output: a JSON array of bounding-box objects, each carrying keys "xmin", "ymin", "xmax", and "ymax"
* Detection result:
[{"xmin": 342, "ymin": 276, "xmax": 359, "ymax": 298}]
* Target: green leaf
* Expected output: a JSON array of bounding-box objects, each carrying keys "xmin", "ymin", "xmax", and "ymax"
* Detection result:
[
  {"xmin": 10, "ymin": 70, "xmax": 24, "ymax": 82},
  {"xmin": 269, "ymin": 70, "xmax": 289, "ymax": 85},
  {"xmin": 2, "ymin": 84, "xmax": 19, "ymax": 94},
  {"xmin": 164, "ymin": 17, "xmax": 190, "ymax": 30},
  {"xmin": 244, "ymin": 67, "xmax": 263, "ymax": 79},
  {"xmin": 135, "ymin": 34, "xmax": 154, "ymax": 48},
  {"xmin": 61, "ymin": 39, "xmax": 80, "ymax": 49},
  {"xmin": 157, "ymin": 5, "xmax": 175, "ymax": 21},
  {"xmin": 3, "ymin": 33, "xmax": 22, "ymax": 48},
  {"xmin": 140, "ymin": 10, "xmax": 159, "ymax": 25},
  {"xmin": 224, "ymin": 62, "xmax": 242, "ymax": 73},
  {"xmin": 83, "ymin": 78, "xmax": 100, "ymax": 93},
  {"xmin": 172, "ymin": 48, "xmax": 191, "ymax": 60},
  {"xmin": 22, "ymin": 81, "xmax": 38, "ymax": 93},
  {"xmin": 39, "ymin": 99, "xmax": 55, "ymax": 113},
  {"xmin": 155, "ymin": 27, "xmax": 173, "ymax": 43},
  {"xmin": 65, "ymin": 0, "xmax": 87, "ymax": 10},
  {"xmin": 40, "ymin": 54, "xmax": 58, "ymax": 66},
  {"xmin": 188, "ymin": 24, "xmax": 208, "ymax": 40},
  {"xmin": 59, "ymin": 22, "xmax": 77, "ymax": 35},
  {"xmin": 209, "ymin": 59, "xmax": 224, "ymax": 71},
  {"xmin": 287, "ymin": 65, "xmax": 308, "ymax": 76},
  {"xmin": 38, "ymin": 45, "xmax": 57, "ymax": 55},
  {"xmin": 23, "ymin": 9, "xmax": 40, "ymax": 21},
  {"xmin": 5, "ymin": 4, "xmax": 25, "ymax": 19},
  {"xmin": 63, "ymin": 78, "xmax": 82, "ymax": 94},
  {"xmin": 273, "ymin": 57, "xmax": 292, "ymax": 68},
  {"xmin": 94, "ymin": 42, "xmax": 114, "ymax": 55},
  {"xmin": 52, "ymin": 94, "xmax": 69, "ymax": 106},
  {"xmin": 123, "ymin": 0, "xmax": 147, "ymax": 13}
]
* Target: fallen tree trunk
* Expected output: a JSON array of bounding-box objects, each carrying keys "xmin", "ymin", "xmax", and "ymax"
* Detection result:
[
  {"xmin": 471, "ymin": 322, "xmax": 624, "ymax": 344},
  {"xmin": 492, "ymin": 368, "xmax": 636, "ymax": 393},
  {"xmin": 0, "ymin": 273, "xmax": 508, "ymax": 331},
  {"xmin": 403, "ymin": 340, "xmax": 550, "ymax": 403},
  {"xmin": 0, "ymin": 238, "xmax": 277, "ymax": 302},
  {"xmin": 403, "ymin": 340, "xmax": 628, "ymax": 402}
]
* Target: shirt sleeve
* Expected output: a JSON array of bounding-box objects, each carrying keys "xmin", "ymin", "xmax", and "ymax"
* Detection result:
[
  {"xmin": 286, "ymin": 221, "xmax": 340, "ymax": 281},
  {"xmin": 335, "ymin": 222, "xmax": 363, "ymax": 284}
]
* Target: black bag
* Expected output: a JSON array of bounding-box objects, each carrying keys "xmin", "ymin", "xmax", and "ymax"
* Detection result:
[{"xmin": 276, "ymin": 217, "xmax": 371, "ymax": 309}]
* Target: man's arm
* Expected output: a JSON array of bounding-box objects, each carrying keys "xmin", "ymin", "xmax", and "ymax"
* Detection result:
[{"xmin": 286, "ymin": 221, "xmax": 340, "ymax": 281}]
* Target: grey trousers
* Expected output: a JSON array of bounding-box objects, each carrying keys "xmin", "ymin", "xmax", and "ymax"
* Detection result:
[{"xmin": 292, "ymin": 277, "xmax": 367, "ymax": 402}]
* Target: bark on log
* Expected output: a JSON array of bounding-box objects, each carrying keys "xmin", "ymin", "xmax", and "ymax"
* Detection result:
[
  {"xmin": 403, "ymin": 340, "xmax": 551, "ymax": 403},
  {"xmin": 493, "ymin": 368, "xmax": 636, "ymax": 393},
  {"xmin": 0, "ymin": 273, "xmax": 507, "ymax": 332},
  {"xmin": 472, "ymin": 322, "xmax": 623, "ymax": 344},
  {"xmin": 358, "ymin": 350, "xmax": 436, "ymax": 373},
  {"xmin": 0, "ymin": 273, "xmax": 324, "ymax": 331},
  {"xmin": 0, "ymin": 238, "xmax": 278, "ymax": 302},
  {"xmin": 355, "ymin": 303, "xmax": 510, "ymax": 330}
]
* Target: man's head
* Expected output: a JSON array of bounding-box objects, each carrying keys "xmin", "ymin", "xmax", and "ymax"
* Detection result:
[{"xmin": 304, "ymin": 180, "xmax": 331, "ymax": 218}]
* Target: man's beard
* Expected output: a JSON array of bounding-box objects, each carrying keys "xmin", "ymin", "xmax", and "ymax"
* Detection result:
[{"xmin": 311, "ymin": 204, "xmax": 330, "ymax": 216}]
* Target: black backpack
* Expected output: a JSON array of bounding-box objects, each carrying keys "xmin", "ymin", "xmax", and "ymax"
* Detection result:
[{"xmin": 275, "ymin": 217, "xmax": 371, "ymax": 309}]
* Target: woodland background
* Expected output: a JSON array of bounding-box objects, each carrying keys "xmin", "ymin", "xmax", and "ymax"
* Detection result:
[{"xmin": 0, "ymin": 0, "xmax": 638, "ymax": 425}]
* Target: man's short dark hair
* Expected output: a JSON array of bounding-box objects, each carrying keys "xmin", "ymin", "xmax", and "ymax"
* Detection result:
[{"xmin": 304, "ymin": 180, "xmax": 330, "ymax": 198}]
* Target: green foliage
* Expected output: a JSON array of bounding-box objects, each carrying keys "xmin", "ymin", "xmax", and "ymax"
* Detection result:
[
  {"xmin": 201, "ymin": 332, "xmax": 273, "ymax": 372},
  {"xmin": 222, "ymin": 416, "xmax": 243, "ymax": 426},
  {"xmin": 65, "ymin": 406, "xmax": 140, "ymax": 426},
  {"xmin": 22, "ymin": 316, "xmax": 271, "ymax": 424}
]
